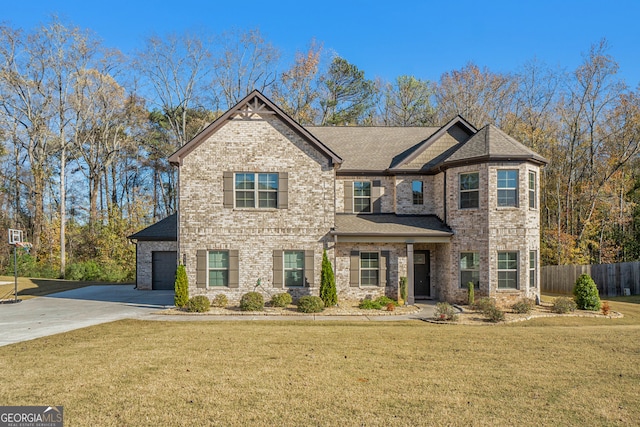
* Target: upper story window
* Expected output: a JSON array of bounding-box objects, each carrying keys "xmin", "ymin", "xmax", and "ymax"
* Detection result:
[
  {"xmin": 497, "ymin": 170, "xmax": 518, "ymax": 207},
  {"xmin": 459, "ymin": 172, "xmax": 479, "ymax": 209},
  {"xmin": 528, "ymin": 171, "xmax": 537, "ymax": 209},
  {"xmin": 412, "ymin": 181, "xmax": 424, "ymax": 205},
  {"xmin": 353, "ymin": 181, "xmax": 371, "ymax": 213},
  {"xmin": 235, "ymin": 173, "xmax": 278, "ymax": 208}
]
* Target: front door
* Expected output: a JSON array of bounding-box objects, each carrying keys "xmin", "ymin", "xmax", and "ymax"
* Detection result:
[{"xmin": 413, "ymin": 250, "xmax": 431, "ymax": 298}]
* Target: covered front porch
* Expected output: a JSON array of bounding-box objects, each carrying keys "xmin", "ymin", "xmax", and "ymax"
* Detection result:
[{"xmin": 331, "ymin": 214, "xmax": 453, "ymax": 303}]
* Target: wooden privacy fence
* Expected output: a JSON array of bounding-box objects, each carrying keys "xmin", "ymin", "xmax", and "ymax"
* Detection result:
[{"xmin": 541, "ymin": 262, "xmax": 640, "ymax": 296}]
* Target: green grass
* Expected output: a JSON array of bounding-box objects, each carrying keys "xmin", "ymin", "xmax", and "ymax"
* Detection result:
[
  {"xmin": 0, "ymin": 299, "xmax": 638, "ymax": 426},
  {"xmin": 0, "ymin": 275, "xmax": 126, "ymax": 300}
]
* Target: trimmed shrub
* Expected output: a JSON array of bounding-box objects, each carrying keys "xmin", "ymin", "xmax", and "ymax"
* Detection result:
[
  {"xmin": 185, "ymin": 295, "xmax": 210, "ymax": 313},
  {"xmin": 240, "ymin": 292, "xmax": 264, "ymax": 311},
  {"xmin": 271, "ymin": 292, "xmax": 293, "ymax": 308},
  {"xmin": 211, "ymin": 294, "xmax": 228, "ymax": 308},
  {"xmin": 512, "ymin": 298, "xmax": 535, "ymax": 314},
  {"xmin": 174, "ymin": 264, "xmax": 189, "ymax": 308},
  {"xmin": 434, "ymin": 302, "xmax": 458, "ymax": 322},
  {"xmin": 467, "ymin": 282, "xmax": 475, "ymax": 306},
  {"xmin": 472, "ymin": 297, "xmax": 495, "ymax": 314},
  {"xmin": 552, "ymin": 296, "xmax": 577, "ymax": 314},
  {"xmin": 374, "ymin": 296, "xmax": 398, "ymax": 307},
  {"xmin": 319, "ymin": 249, "xmax": 338, "ymax": 306},
  {"xmin": 485, "ymin": 306, "xmax": 505, "ymax": 322},
  {"xmin": 297, "ymin": 296, "xmax": 325, "ymax": 313},
  {"xmin": 573, "ymin": 274, "xmax": 601, "ymax": 311},
  {"xmin": 359, "ymin": 299, "xmax": 382, "ymax": 310}
]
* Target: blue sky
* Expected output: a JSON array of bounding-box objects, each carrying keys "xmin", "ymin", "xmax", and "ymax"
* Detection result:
[{"xmin": 3, "ymin": 0, "xmax": 639, "ymax": 87}]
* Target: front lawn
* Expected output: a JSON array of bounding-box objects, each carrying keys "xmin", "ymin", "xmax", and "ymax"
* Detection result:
[{"xmin": 0, "ymin": 300, "xmax": 638, "ymax": 426}]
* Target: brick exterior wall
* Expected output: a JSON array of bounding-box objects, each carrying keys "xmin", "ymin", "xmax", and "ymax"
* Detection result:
[
  {"xmin": 168, "ymin": 104, "xmax": 542, "ymax": 306},
  {"xmin": 178, "ymin": 114, "xmax": 335, "ymax": 303},
  {"xmin": 442, "ymin": 162, "xmax": 541, "ymax": 305},
  {"xmin": 135, "ymin": 240, "xmax": 178, "ymax": 290}
]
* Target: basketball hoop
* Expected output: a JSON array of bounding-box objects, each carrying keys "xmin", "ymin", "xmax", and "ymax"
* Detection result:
[{"xmin": 8, "ymin": 229, "xmax": 23, "ymax": 245}]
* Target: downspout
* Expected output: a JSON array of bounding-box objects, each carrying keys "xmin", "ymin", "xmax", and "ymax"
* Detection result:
[{"xmin": 443, "ymin": 169, "xmax": 447, "ymax": 222}]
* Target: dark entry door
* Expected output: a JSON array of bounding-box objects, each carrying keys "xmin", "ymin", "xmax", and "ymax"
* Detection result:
[
  {"xmin": 414, "ymin": 250, "xmax": 431, "ymax": 298},
  {"xmin": 152, "ymin": 251, "xmax": 177, "ymax": 290}
]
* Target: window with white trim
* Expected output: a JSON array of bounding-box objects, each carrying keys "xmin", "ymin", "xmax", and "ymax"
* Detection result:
[
  {"xmin": 353, "ymin": 181, "xmax": 371, "ymax": 213},
  {"xmin": 208, "ymin": 250, "xmax": 229, "ymax": 287},
  {"xmin": 284, "ymin": 251, "xmax": 304, "ymax": 287},
  {"xmin": 529, "ymin": 171, "xmax": 537, "ymax": 209},
  {"xmin": 360, "ymin": 252, "xmax": 379, "ymax": 286},
  {"xmin": 529, "ymin": 250, "xmax": 537, "ymax": 288},
  {"xmin": 459, "ymin": 172, "xmax": 479, "ymax": 209},
  {"xmin": 497, "ymin": 170, "xmax": 518, "ymax": 207},
  {"xmin": 460, "ymin": 252, "xmax": 480, "ymax": 288},
  {"xmin": 497, "ymin": 251, "xmax": 518, "ymax": 289},
  {"xmin": 235, "ymin": 173, "xmax": 278, "ymax": 208},
  {"xmin": 412, "ymin": 180, "xmax": 423, "ymax": 205}
]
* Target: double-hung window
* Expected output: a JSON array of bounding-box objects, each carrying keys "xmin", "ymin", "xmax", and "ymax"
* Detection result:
[
  {"xmin": 459, "ymin": 172, "xmax": 479, "ymax": 209},
  {"xmin": 497, "ymin": 252, "xmax": 518, "ymax": 289},
  {"xmin": 528, "ymin": 171, "xmax": 537, "ymax": 209},
  {"xmin": 208, "ymin": 250, "xmax": 229, "ymax": 287},
  {"xmin": 353, "ymin": 181, "xmax": 371, "ymax": 213},
  {"xmin": 284, "ymin": 251, "xmax": 304, "ymax": 287},
  {"xmin": 360, "ymin": 252, "xmax": 379, "ymax": 286},
  {"xmin": 460, "ymin": 252, "xmax": 480, "ymax": 288},
  {"xmin": 497, "ymin": 170, "xmax": 518, "ymax": 207},
  {"xmin": 529, "ymin": 250, "xmax": 537, "ymax": 288},
  {"xmin": 235, "ymin": 173, "xmax": 278, "ymax": 208},
  {"xmin": 412, "ymin": 181, "xmax": 424, "ymax": 205}
]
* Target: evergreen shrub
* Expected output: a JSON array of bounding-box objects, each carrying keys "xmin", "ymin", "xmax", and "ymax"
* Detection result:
[
  {"xmin": 186, "ymin": 295, "xmax": 210, "ymax": 313},
  {"xmin": 174, "ymin": 264, "xmax": 189, "ymax": 308},
  {"xmin": 297, "ymin": 296, "xmax": 324, "ymax": 313},
  {"xmin": 573, "ymin": 274, "xmax": 601, "ymax": 311},
  {"xmin": 271, "ymin": 292, "xmax": 293, "ymax": 307},
  {"xmin": 240, "ymin": 292, "xmax": 264, "ymax": 311},
  {"xmin": 211, "ymin": 294, "xmax": 228, "ymax": 308},
  {"xmin": 319, "ymin": 250, "xmax": 337, "ymax": 306}
]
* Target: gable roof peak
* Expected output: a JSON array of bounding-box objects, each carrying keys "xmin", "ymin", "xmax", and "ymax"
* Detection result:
[{"xmin": 168, "ymin": 90, "xmax": 342, "ymax": 166}]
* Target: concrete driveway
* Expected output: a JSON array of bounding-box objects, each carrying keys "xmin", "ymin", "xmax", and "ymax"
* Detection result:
[{"xmin": 0, "ymin": 285, "xmax": 174, "ymax": 347}]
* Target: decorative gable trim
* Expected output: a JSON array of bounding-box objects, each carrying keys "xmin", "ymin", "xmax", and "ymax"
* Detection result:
[
  {"xmin": 168, "ymin": 90, "xmax": 342, "ymax": 167},
  {"xmin": 388, "ymin": 115, "xmax": 477, "ymax": 171}
]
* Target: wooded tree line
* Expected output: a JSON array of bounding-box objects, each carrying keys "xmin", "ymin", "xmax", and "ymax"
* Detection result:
[{"xmin": 0, "ymin": 18, "xmax": 639, "ymax": 281}]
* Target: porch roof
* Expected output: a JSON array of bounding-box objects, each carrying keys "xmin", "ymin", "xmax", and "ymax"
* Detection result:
[{"xmin": 332, "ymin": 214, "xmax": 453, "ymax": 243}]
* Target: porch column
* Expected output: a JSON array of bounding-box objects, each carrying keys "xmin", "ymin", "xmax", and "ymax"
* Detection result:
[{"xmin": 407, "ymin": 243, "xmax": 415, "ymax": 305}]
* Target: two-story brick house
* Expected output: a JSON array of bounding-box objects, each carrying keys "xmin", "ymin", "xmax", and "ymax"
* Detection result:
[{"xmin": 131, "ymin": 90, "xmax": 547, "ymax": 306}]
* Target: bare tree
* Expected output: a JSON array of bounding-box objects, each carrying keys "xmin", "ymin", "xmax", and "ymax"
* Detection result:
[
  {"xmin": 213, "ymin": 28, "xmax": 280, "ymax": 108},
  {"xmin": 378, "ymin": 75, "xmax": 435, "ymax": 126}
]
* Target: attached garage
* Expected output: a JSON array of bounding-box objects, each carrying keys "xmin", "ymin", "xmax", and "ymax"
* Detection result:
[{"xmin": 128, "ymin": 214, "xmax": 178, "ymax": 290}]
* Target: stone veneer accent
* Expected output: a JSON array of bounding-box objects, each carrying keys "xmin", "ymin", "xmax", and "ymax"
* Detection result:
[{"xmin": 135, "ymin": 240, "xmax": 178, "ymax": 290}]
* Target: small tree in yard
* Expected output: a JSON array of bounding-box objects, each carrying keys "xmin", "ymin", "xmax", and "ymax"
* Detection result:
[
  {"xmin": 319, "ymin": 249, "xmax": 337, "ymax": 306},
  {"xmin": 573, "ymin": 274, "xmax": 601, "ymax": 311},
  {"xmin": 174, "ymin": 264, "xmax": 189, "ymax": 308}
]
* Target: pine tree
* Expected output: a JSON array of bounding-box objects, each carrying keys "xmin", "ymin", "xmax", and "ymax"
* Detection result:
[
  {"xmin": 319, "ymin": 249, "xmax": 337, "ymax": 306},
  {"xmin": 174, "ymin": 264, "xmax": 189, "ymax": 308}
]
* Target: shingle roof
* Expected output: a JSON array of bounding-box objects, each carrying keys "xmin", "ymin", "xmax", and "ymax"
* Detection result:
[
  {"xmin": 332, "ymin": 214, "xmax": 453, "ymax": 237},
  {"xmin": 442, "ymin": 124, "xmax": 548, "ymax": 165},
  {"xmin": 305, "ymin": 127, "xmax": 439, "ymax": 170},
  {"xmin": 128, "ymin": 214, "xmax": 177, "ymax": 241}
]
